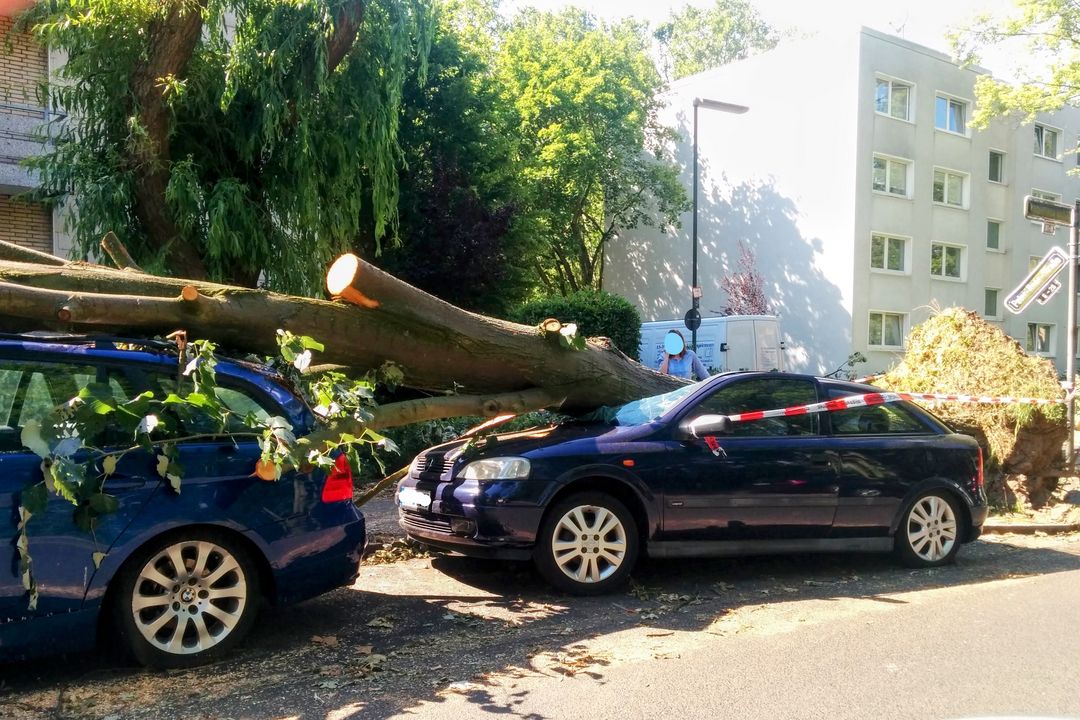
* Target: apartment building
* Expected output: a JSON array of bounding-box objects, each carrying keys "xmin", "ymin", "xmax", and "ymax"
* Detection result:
[
  {"xmin": 0, "ymin": 7, "xmax": 69, "ymax": 257},
  {"xmin": 603, "ymin": 26, "xmax": 1080, "ymax": 376}
]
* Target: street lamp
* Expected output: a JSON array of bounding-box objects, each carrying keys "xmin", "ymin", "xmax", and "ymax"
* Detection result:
[{"xmin": 691, "ymin": 97, "xmax": 749, "ymax": 349}]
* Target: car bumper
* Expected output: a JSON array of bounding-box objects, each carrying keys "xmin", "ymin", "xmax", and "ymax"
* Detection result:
[
  {"xmin": 399, "ymin": 508, "xmax": 535, "ymax": 561},
  {"xmin": 263, "ymin": 509, "xmax": 367, "ymax": 606},
  {"xmin": 967, "ymin": 504, "xmax": 988, "ymax": 542}
]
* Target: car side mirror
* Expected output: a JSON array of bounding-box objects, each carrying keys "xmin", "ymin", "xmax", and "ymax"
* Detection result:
[{"xmin": 678, "ymin": 414, "xmax": 732, "ymax": 439}]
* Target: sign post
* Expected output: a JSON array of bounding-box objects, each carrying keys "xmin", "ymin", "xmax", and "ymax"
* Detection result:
[{"xmin": 1021, "ymin": 195, "xmax": 1078, "ymax": 469}]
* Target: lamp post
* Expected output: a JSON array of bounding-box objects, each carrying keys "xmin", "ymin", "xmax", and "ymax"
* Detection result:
[{"xmin": 691, "ymin": 97, "xmax": 749, "ymax": 349}]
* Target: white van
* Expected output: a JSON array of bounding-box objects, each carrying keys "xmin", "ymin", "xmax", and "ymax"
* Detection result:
[{"xmin": 638, "ymin": 315, "xmax": 784, "ymax": 374}]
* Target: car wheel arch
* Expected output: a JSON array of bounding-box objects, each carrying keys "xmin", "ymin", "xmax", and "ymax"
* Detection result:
[
  {"xmin": 98, "ymin": 523, "xmax": 277, "ymax": 636},
  {"xmin": 890, "ymin": 479, "xmax": 973, "ymax": 541},
  {"xmin": 540, "ymin": 476, "xmax": 654, "ymax": 547}
]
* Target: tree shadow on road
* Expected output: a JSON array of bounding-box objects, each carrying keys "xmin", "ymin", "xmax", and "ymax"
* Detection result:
[{"xmin": 2, "ymin": 537, "xmax": 1077, "ymax": 720}]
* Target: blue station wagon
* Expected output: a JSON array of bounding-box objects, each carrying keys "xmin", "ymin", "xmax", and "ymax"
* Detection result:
[
  {"xmin": 398, "ymin": 372, "xmax": 987, "ymax": 594},
  {"xmin": 0, "ymin": 334, "xmax": 366, "ymax": 667}
]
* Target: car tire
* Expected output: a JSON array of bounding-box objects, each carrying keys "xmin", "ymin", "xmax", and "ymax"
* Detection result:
[
  {"xmin": 533, "ymin": 492, "xmax": 639, "ymax": 595},
  {"xmin": 894, "ymin": 490, "xmax": 963, "ymax": 568},
  {"xmin": 112, "ymin": 529, "xmax": 261, "ymax": 668}
]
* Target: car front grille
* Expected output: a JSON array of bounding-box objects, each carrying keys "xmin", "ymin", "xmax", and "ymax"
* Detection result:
[
  {"xmin": 411, "ymin": 452, "xmax": 448, "ymax": 478},
  {"xmin": 401, "ymin": 510, "xmax": 452, "ymax": 535}
]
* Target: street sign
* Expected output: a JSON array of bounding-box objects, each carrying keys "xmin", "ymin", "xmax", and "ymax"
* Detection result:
[
  {"xmin": 1025, "ymin": 196, "xmax": 1073, "ymax": 226},
  {"xmin": 684, "ymin": 308, "xmax": 702, "ymax": 332},
  {"xmin": 1005, "ymin": 246, "xmax": 1069, "ymax": 314},
  {"xmin": 691, "ymin": 286, "xmax": 702, "ymax": 299}
]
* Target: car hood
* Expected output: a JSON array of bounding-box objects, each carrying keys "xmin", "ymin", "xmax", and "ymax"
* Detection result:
[{"xmin": 424, "ymin": 421, "xmax": 653, "ymax": 462}]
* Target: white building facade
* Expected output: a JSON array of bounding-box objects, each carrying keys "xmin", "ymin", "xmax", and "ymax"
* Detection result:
[{"xmin": 603, "ymin": 27, "xmax": 1080, "ymax": 376}]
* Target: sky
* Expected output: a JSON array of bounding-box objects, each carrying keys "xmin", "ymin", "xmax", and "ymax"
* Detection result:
[{"xmin": 501, "ymin": 0, "xmax": 1028, "ymax": 79}]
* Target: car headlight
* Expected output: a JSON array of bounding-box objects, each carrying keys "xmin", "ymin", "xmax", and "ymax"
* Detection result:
[{"xmin": 460, "ymin": 457, "xmax": 530, "ymax": 480}]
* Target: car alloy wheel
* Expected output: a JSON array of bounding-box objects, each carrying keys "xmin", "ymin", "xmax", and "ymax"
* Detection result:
[
  {"xmin": 896, "ymin": 491, "xmax": 962, "ymax": 567},
  {"xmin": 114, "ymin": 531, "xmax": 260, "ymax": 668},
  {"xmin": 534, "ymin": 492, "xmax": 639, "ymax": 595}
]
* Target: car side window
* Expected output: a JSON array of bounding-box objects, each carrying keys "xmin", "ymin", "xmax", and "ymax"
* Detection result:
[
  {"xmin": 0, "ymin": 359, "xmax": 137, "ymax": 452},
  {"xmin": 151, "ymin": 373, "xmax": 277, "ymax": 436},
  {"xmin": 828, "ymin": 390, "xmax": 930, "ymax": 435},
  {"xmin": 689, "ymin": 378, "xmax": 819, "ymax": 437}
]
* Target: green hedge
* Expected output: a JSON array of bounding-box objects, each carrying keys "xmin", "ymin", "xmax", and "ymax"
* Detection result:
[{"xmin": 510, "ymin": 290, "xmax": 641, "ymax": 354}]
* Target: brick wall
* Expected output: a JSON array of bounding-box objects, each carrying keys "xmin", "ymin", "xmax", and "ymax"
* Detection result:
[
  {"xmin": 0, "ymin": 194, "xmax": 52, "ymax": 253},
  {"xmin": 0, "ymin": 16, "xmax": 47, "ymax": 110}
]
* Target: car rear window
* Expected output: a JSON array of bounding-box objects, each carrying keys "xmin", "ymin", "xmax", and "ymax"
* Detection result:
[{"xmin": 826, "ymin": 388, "xmax": 934, "ymax": 435}]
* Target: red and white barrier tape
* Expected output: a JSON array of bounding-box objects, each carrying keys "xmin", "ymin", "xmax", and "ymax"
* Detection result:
[{"xmin": 691, "ymin": 390, "xmax": 1064, "ymax": 434}]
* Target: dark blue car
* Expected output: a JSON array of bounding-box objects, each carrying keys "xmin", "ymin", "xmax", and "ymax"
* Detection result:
[
  {"xmin": 0, "ymin": 335, "xmax": 366, "ymax": 667},
  {"xmin": 398, "ymin": 372, "xmax": 987, "ymax": 594}
]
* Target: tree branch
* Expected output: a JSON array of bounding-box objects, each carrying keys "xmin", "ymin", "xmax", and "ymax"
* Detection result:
[{"xmin": 326, "ymin": 0, "xmax": 366, "ymax": 72}]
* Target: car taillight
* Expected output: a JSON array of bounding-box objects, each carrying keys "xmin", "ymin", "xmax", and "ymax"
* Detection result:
[
  {"xmin": 321, "ymin": 454, "xmax": 354, "ymax": 503},
  {"xmin": 975, "ymin": 446, "xmax": 984, "ymax": 489}
]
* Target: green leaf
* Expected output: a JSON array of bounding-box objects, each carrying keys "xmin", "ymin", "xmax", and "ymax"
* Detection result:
[
  {"xmin": 20, "ymin": 421, "xmax": 50, "ymax": 458},
  {"xmin": 87, "ymin": 492, "xmax": 119, "ymax": 515},
  {"xmin": 155, "ymin": 453, "xmax": 169, "ymax": 478},
  {"xmin": 299, "ymin": 336, "xmax": 325, "ymax": 351},
  {"xmin": 92, "ymin": 551, "xmax": 107, "ymax": 569},
  {"xmin": 21, "ymin": 483, "xmax": 48, "ymax": 516},
  {"xmin": 102, "ymin": 455, "xmax": 118, "ymax": 476},
  {"xmin": 168, "ymin": 474, "xmax": 182, "ymax": 494}
]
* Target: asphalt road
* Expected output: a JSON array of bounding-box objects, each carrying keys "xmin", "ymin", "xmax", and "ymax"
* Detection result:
[{"xmin": 3, "ymin": 532, "xmax": 1080, "ymax": 720}]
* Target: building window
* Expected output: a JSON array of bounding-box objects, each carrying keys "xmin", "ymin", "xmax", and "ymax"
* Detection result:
[
  {"xmin": 989, "ymin": 151, "xmax": 1005, "ymax": 183},
  {"xmin": 873, "ymin": 155, "xmax": 909, "ymax": 196},
  {"xmin": 931, "ymin": 243, "xmax": 963, "ymax": 279},
  {"xmin": 870, "ymin": 233, "xmax": 906, "ymax": 272},
  {"xmin": 869, "ymin": 312, "xmax": 905, "ymax": 348},
  {"xmin": 1035, "ymin": 124, "xmax": 1059, "ymax": 159},
  {"xmin": 875, "ymin": 77, "xmax": 911, "ymax": 120},
  {"xmin": 984, "ymin": 288, "xmax": 999, "ymax": 318},
  {"xmin": 1032, "ymin": 188, "xmax": 1061, "ymax": 202},
  {"xmin": 1026, "ymin": 323, "xmax": 1053, "ymax": 354},
  {"xmin": 933, "ymin": 168, "xmax": 966, "ymax": 207},
  {"xmin": 935, "ymin": 95, "xmax": 967, "ymax": 134},
  {"xmin": 986, "ymin": 220, "xmax": 1002, "ymax": 250}
]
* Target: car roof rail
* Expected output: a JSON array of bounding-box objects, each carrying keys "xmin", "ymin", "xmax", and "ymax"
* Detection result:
[{"xmin": 0, "ymin": 331, "xmax": 179, "ymax": 353}]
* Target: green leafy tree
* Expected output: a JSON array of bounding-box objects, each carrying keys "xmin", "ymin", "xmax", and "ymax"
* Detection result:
[
  {"xmin": 373, "ymin": 0, "xmax": 536, "ymax": 315},
  {"xmin": 953, "ymin": 0, "xmax": 1080, "ymax": 129},
  {"xmin": 20, "ymin": 0, "xmax": 432, "ymax": 293},
  {"xmin": 654, "ymin": 0, "xmax": 778, "ymax": 81},
  {"xmin": 494, "ymin": 9, "xmax": 688, "ymax": 296}
]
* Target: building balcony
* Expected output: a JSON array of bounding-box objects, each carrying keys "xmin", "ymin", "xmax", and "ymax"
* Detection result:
[{"xmin": 0, "ymin": 101, "xmax": 55, "ymax": 194}]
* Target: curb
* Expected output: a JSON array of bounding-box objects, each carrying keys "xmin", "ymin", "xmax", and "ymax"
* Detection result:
[{"xmin": 982, "ymin": 522, "xmax": 1080, "ymax": 535}]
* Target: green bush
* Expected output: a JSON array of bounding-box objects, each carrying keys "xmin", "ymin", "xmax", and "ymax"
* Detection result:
[{"xmin": 510, "ymin": 290, "xmax": 641, "ymax": 355}]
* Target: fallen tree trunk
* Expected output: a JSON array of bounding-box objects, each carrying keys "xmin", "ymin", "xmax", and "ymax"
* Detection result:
[{"xmin": 0, "ymin": 243, "xmax": 681, "ymax": 424}]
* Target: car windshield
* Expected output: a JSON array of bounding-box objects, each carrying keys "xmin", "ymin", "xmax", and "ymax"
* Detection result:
[{"xmin": 573, "ymin": 382, "xmax": 702, "ymax": 426}]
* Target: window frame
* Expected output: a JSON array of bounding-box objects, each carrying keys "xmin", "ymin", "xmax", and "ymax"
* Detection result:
[
  {"xmin": 868, "ymin": 310, "xmax": 906, "ymax": 349},
  {"xmin": 682, "ymin": 376, "xmax": 822, "ymax": 437},
  {"xmin": 988, "ymin": 149, "xmax": 1006, "ymax": 183},
  {"xmin": 872, "ymin": 153, "xmax": 912, "ymax": 198},
  {"xmin": 930, "ymin": 241, "xmax": 965, "ymax": 281},
  {"xmin": 1034, "ymin": 123, "xmax": 1062, "ymax": 160},
  {"xmin": 869, "ymin": 232, "xmax": 910, "ymax": 274},
  {"xmin": 1026, "ymin": 322, "xmax": 1055, "ymax": 356},
  {"xmin": 934, "ymin": 93, "xmax": 969, "ymax": 136},
  {"xmin": 874, "ymin": 74, "xmax": 914, "ymax": 122},
  {"xmin": 932, "ymin": 166, "xmax": 968, "ymax": 208},
  {"xmin": 984, "ymin": 287, "xmax": 1001, "ymax": 319},
  {"xmin": 986, "ymin": 218, "xmax": 1004, "ymax": 252}
]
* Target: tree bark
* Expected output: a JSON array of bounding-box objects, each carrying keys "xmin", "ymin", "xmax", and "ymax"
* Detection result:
[
  {"xmin": 326, "ymin": 0, "xmax": 366, "ymax": 72},
  {"xmin": 0, "ymin": 253, "xmax": 682, "ymax": 423},
  {"xmin": 128, "ymin": 0, "xmax": 209, "ymax": 279}
]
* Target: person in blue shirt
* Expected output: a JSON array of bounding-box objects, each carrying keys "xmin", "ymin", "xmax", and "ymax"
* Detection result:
[{"xmin": 659, "ymin": 330, "xmax": 709, "ymax": 380}]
